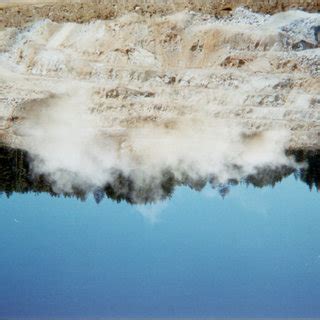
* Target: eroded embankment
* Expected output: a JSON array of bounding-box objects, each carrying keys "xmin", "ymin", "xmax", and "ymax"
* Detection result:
[{"xmin": 0, "ymin": 7, "xmax": 319, "ymax": 198}]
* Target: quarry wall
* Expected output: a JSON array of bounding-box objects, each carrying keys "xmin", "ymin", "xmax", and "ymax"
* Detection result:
[{"xmin": 0, "ymin": 0, "xmax": 319, "ymax": 28}]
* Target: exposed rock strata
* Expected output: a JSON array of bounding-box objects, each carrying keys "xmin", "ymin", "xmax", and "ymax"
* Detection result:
[
  {"xmin": 0, "ymin": 8, "xmax": 319, "ymax": 149},
  {"xmin": 0, "ymin": 0, "xmax": 320, "ymax": 28},
  {"xmin": 0, "ymin": 7, "xmax": 319, "ymax": 195}
]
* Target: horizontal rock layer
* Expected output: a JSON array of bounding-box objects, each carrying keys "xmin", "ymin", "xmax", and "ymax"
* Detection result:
[{"xmin": 0, "ymin": 0, "xmax": 320, "ymax": 28}]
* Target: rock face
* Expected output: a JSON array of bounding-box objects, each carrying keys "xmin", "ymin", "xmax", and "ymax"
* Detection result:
[
  {"xmin": 0, "ymin": 0, "xmax": 320, "ymax": 28},
  {"xmin": 1, "ymin": 8, "xmax": 319, "ymax": 147},
  {"xmin": 0, "ymin": 6, "xmax": 319, "ymax": 195}
]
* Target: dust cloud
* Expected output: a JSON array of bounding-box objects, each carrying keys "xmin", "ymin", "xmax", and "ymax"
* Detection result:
[{"xmin": 0, "ymin": 7, "xmax": 319, "ymax": 201}]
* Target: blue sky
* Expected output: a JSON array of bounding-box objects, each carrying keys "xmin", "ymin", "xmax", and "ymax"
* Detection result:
[{"xmin": 0, "ymin": 176, "xmax": 320, "ymax": 319}]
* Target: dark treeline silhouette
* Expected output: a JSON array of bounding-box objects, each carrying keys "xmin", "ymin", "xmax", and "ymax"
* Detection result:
[
  {"xmin": 0, "ymin": 146, "xmax": 319, "ymax": 204},
  {"xmin": 290, "ymin": 149, "xmax": 320, "ymax": 191}
]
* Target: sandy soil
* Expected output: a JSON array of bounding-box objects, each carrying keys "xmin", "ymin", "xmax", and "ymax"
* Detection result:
[{"xmin": 1, "ymin": 0, "xmax": 319, "ymax": 28}]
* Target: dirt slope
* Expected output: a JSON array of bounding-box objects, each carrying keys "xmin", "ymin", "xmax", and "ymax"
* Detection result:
[{"xmin": 1, "ymin": 0, "xmax": 320, "ymax": 28}]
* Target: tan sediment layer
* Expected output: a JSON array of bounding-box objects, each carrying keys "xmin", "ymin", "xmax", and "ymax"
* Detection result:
[
  {"xmin": 0, "ymin": 8, "xmax": 319, "ymax": 151},
  {"xmin": 0, "ymin": 0, "xmax": 320, "ymax": 28}
]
